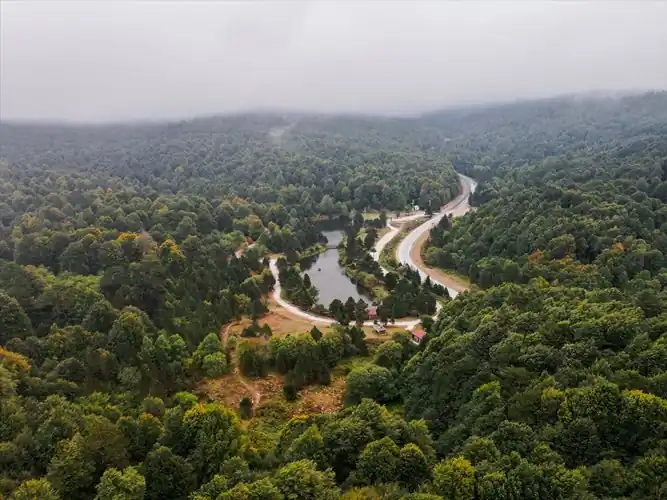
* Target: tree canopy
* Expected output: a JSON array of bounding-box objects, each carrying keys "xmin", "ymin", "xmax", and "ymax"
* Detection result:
[{"xmin": 1, "ymin": 92, "xmax": 667, "ymax": 499}]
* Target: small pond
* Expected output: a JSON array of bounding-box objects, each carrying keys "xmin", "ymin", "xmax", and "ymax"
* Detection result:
[{"xmin": 300, "ymin": 230, "xmax": 373, "ymax": 307}]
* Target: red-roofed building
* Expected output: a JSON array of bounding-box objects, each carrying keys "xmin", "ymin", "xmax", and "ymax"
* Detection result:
[
  {"xmin": 367, "ymin": 307, "xmax": 378, "ymax": 319},
  {"xmin": 411, "ymin": 329, "xmax": 426, "ymax": 345}
]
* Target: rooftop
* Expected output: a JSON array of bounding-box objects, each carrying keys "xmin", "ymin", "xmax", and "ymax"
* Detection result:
[{"xmin": 412, "ymin": 329, "xmax": 426, "ymax": 340}]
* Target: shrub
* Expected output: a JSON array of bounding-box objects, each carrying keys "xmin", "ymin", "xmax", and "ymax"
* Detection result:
[
  {"xmin": 344, "ymin": 364, "xmax": 397, "ymax": 405},
  {"xmin": 202, "ymin": 352, "xmax": 228, "ymax": 378},
  {"xmin": 283, "ymin": 383, "xmax": 298, "ymax": 402},
  {"xmin": 239, "ymin": 397, "xmax": 253, "ymax": 419}
]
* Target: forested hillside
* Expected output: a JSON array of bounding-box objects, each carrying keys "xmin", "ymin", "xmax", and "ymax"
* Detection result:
[
  {"xmin": 0, "ymin": 113, "xmax": 461, "ymax": 499},
  {"xmin": 0, "ymin": 116, "xmax": 460, "ymax": 216},
  {"xmin": 2, "ymin": 92, "xmax": 667, "ymax": 499},
  {"xmin": 0, "ymin": 114, "xmax": 459, "ymax": 366},
  {"xmin": 420, "ymin": 91, "xmax": 667, "ymax": 182},
  {"xmin": 423, "ymin": 93, "xmax": 667, "ymax": 291},
  {"xmin": 404, "ymin": 91, "xmax": 667, "ymax": 499}
]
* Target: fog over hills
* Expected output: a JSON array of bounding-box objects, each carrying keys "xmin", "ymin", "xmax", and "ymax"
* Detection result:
[{"xmin": 1, "ymin": 1, "xmax": 666, "ymax": 122}]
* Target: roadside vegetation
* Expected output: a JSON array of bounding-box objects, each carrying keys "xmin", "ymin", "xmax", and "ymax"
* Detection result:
[{"xmin": 379, "ymin": 217, "xmax": 427, "ymax": 270}]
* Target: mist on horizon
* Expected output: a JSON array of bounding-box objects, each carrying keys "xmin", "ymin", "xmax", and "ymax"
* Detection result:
[{"xmin": 1, "ymin": 1, "xmax": 666, "ymax": 123}]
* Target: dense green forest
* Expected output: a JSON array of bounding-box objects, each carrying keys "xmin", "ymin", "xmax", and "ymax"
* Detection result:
[
  {"xmin": 423, "ymin": 94, "xmax": 667, "ymax": 292},
  {"xmin": 408, "ymin": 91, "xmax": 667, "ymax": 499},
  {"xmin": 2, "ymin": 91, "xmax": 667, "ymax": 499}
]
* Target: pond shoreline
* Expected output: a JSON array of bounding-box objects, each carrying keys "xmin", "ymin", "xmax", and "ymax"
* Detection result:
[
  {"xmin": 337, "ymin": 245, "xmax": 387, "ymax": 301},
  {"xmin": 300, "ymin": 230, "xmax": 376, "ymax": 307},
  {"xmin": 269, "ymin": 259, "xmax": 421, "ymax": 329}
]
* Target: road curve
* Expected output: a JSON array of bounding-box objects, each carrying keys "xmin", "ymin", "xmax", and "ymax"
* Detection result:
[
  {"xmin": 396, "ymin": 174, "xmax": 477, "ymax": 298},
  {"xmin": 268, "ymin": 259, "xmax": 421, "ymax": 329},
  {"xmin": 370, "ymin": 212, "xmax": 426, "ymax": 275},
  {"xmin": 268, "ymin": 173, "xmax": 476, "ymax": 329}
]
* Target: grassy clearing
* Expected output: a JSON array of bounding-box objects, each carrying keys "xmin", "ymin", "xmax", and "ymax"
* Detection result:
[
  {"xmin": 356, "ymin": 226, "xmax": 390, "ymax": 244},
  {"xmin": 294, "ymin": 378, "xmax": 347, "ymax": 415},
  {"xmin": 199, "ymin": 369, "xmax": 349, "ymax": 420},
  {"xmin": 200, "ymin": 307, "xmax": 405, "ymax": 424},
  {"xmin": 198, "ymin": 295, "xmax": 410, "ymax": 433},
  {"xmin": 200, "ymin": 351, "xmax": 377, "ymax": 425},
  {"xmin": 361, "ymin": 211, "xmax": 380, "ymax": 220},
  {"xmin": 227, "ymin": 304, "xmax": 322, "ymax": 339},
  {"xmin": 199, "ymin": 372, "xmax": 282, "ymax": 413}
]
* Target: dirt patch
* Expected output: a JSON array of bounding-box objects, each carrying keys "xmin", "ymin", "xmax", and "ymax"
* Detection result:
[
  {"xmin": 221, "ymin": 322, "xmax": 236, "ymax": 345},
  {"xmin": 228, "ymin": 302, "xmax": 318, "ymax": 338},
  {"xmin": 199, "ymin": 371, "xmax": 283, "ymax": 409},
  {"xmin": 294, "ymin": 377, "xmax": 346, "ymax": 415},
  {"xmin": 204, "ymin": 313, "xmax": 401, "ymax": 419},
  {"xmin": 411, "ymin": 231, "xmax": 471, "ymax": 293}
]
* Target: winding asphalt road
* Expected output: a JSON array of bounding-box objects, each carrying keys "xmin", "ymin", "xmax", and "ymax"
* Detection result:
[
  {"xmin": 396, "ymin": 174, "xmax": 477, "ymax": 298},
  {"xmin": 370, "ymin": 212, "xmax": 426, "ymax": 275},
  {"xmin": 268, "ymin": 173, "xmax": 477, "ymax": 329}
]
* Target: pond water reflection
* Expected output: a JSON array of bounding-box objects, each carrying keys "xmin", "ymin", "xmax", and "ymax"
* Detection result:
[{"xmin": 300, "ymin": 230, "xmax": 373, "ymax": 307}]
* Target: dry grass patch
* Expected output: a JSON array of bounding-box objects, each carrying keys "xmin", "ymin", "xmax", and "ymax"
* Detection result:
[
  {"xmin": 293, "ymin": 377, "xmax": 346, "ymax": 415},
  {"xmin": 200, "ymin": 370, "xmax": 347, "ymax": 419},
  {"xmin": 198, "ymin": 372, "xmax": 283, "ymax": 410},
  {"xmin": 228, "ymin": 305, "xmax": 319, "ymax": 339},
  {"xmin": 376, "ymin": 226, "xmax": 391, "ymax": 239}
]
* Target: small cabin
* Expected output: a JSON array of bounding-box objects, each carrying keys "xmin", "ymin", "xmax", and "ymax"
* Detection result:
[
  {"xmin": 367, "ymin": 307, "xmax": 378, "ymax": 319},
  {"xmin": 373, "ymin": 324, "xmax": 386, "ymax": 334},
  {"xmin": 411, "ymin": 329, "xmax": 426, "ymax": 345}
]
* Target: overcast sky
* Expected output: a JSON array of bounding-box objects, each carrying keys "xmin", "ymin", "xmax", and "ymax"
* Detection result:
[{"xmin": 1, "ymin": 1, "xmax": 666, "ymax": 122}]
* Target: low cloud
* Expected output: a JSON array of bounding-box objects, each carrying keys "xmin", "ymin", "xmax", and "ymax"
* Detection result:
[{"xmin": 1, "ymin": 1, "xmax": 666, "ymax": 122}]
